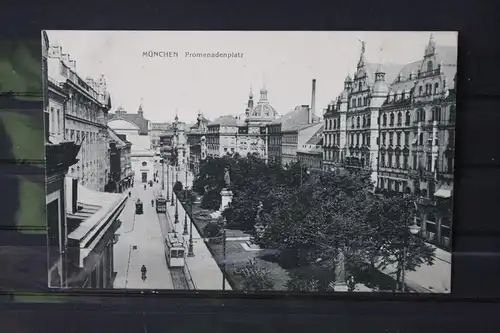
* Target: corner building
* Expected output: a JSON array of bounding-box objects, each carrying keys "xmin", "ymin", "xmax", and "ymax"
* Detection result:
[{"xmin": 323, "ymin": 35, "xmax": 456, "ymax": 249}]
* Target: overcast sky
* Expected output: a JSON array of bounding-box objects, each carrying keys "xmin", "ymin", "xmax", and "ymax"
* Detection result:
[{"xmin": 45, "ymin": 31, "xmax": 457, "ymax": 124}]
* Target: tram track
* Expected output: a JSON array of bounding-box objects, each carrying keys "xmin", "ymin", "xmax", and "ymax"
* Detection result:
[{"xmin": 170, "ymin": 268, "xmax": 189, "ymax": 290}]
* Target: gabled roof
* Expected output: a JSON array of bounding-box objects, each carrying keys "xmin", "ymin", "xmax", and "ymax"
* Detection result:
[{"xmin": 305, "ymin": 125, "xmax": 324, "ymax": 145}]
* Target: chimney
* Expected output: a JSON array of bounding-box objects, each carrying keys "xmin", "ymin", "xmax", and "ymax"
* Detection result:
[{"xmin": 309, "ymin": 79, "xmax": 316, "ymax": 124}]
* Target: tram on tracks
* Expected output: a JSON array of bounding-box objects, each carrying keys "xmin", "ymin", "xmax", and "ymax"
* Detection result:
[
  {"xmin": 165, "ymin": 232, "xmax": 186, "ymax": 268},
  {"xmin": 155, "ymin": 194, "xmax": 167, "ymax": 213}
]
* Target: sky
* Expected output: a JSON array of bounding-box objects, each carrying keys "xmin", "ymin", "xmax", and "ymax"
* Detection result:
[{"xmin": 45, "ymin": 31, "xmax": 457, "ymax": 124}]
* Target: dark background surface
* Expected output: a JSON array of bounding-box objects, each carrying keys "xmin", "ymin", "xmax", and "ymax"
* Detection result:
[{"xmin": 2, "ymin": 0, "xmax": 500, "ymax": 331}]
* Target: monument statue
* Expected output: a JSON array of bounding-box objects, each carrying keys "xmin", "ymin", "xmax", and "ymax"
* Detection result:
[
  {"xmin": 223, "ymin": 167, "xmax": 231, "ymax": 189},
  {"xmin": 334, "ymin": 251, "xmax": 346, "ymax": 285}
]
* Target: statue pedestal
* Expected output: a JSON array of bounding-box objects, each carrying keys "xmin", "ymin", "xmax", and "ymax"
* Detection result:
[{"xmin": 220, "ymin": 189, "xmax": 233, "ymax": 212}]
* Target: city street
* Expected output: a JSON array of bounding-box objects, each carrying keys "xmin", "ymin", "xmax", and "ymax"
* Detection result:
[{"xmin": 113, "ymin": 183, "xmax": 173, "ymax": 289}]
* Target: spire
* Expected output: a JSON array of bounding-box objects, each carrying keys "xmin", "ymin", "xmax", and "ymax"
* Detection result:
[
  {"xmin": 357, "ymin": 39, "xmax": 366, "ymax": 68},
  {"xmin": 248, "ymin": 85, "xmax": 255, "ymax": 110},
  {"xmin": 260, "ymin": 73, "xmax": 268, "ymax": 101},
  {"xmin": 138, "ymin": 97, "xmax": 144, "ymax": 115},
  {"xmin": 425, "ymin": 33, "xmax": 436, "ymax": 56}
]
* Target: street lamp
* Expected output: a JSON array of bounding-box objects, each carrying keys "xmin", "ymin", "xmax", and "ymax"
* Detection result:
[
  {"xmin": 400, "ymin": 201, "xmax": 421, "ymax": 292},
  {"xmin": 174, "ymin": 113, "xmax": 179, "ymax": 224},
  {"xmin": 166, "ymin": 161, "xmax": 170, "ymax": 201},
  {"xmin": 183, "ymin": 159, "xmax": 189, "ymax": 235},
  {"xmin": 187, "ymin": 189, "xmax": 195, "ymax": 257}
]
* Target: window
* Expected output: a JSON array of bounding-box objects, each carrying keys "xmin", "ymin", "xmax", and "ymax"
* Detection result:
[
  {"xmin": 396, "ymin": 132, "xmax": 401, "ymax": 146},
  {"xmin": 388, "ymin": 153, "xmax": 393, "ymax": 167},
  {"xmin": 383, "ymin": 114, "xmax": 387, "ymax": 126},
  {"xmin": 381, "ymin": 153, "xmax": 385, "ymax": 166},
  {"xmin": 403, "ymin": 155, "xmax": 409, "ymax": 169},
  {"xmin": 142, "ymin": 161, "xmax": 147, "ymax": 166},
  {"xmin": 352, "ymin": 99, "xmax": 356, "ymax": 108},
  {"xmin": 357, "ymin": 117, "xmax": 360, "ymax": 128},
  {"xmin": 427, "ymin": 155, "xmax": 432, "ymax": 171},
  {"xmin": 397, "ymin": 112, "xmax": 402, "ymax": 126},
  {"xmin": 382, "ymin": 133, "xmax": 386, "ymax": 145},
  {"xmin": 389, "ymin": 133, "xmax": 393, "ymax": 146},
  {"xmin": 412, "ymin": 154, "xmax": 417, "ymax": 169},
  {"xmin": 419, "ymin": 86, "xmax": 423, "ymax": 95},
  {"xmin": 395, "ymin": 153, "xmax": 401, "ymax": 168},
  {"xmin": 356, "ymin": 133, "xmax": 360, "ymax": 145},
  {"xmin": 427, "ymin": 61, "xmax": 433, "ymax": 72},
  {"xmin": 390, "ymin": 113, "xmax": 394, "ymax": 126},
  {"xmin": 434, "ymin": 83, "xmax": 439, "ymax": 94},
  {"xmin": 405, "ymin": 111, "xmax": 411, "ymax": 125},
  {"xmin": 362, "ymin": 116, "xmax": 366, "ymax": 127}
]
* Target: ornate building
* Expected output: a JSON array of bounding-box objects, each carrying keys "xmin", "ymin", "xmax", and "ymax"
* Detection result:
[
  {"xmin": 206, "ymin": 86, "xmax": 277, "ymax": 159},
  {"xmin": 47, "ymin": 42, "xmax": 112, "ymax": 192},
  {"xmin": 186, "ymin": 110, "xmax": 210, "ymax": 175},
  {"xmin": 107, "ymin": 103, "xmax": 150, "ymax": 135},
  {"xmin": 322, "ymin": 35, "xmax": 456, "ymax": 249}
]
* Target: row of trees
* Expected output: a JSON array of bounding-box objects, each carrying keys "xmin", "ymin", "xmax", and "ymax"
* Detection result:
[{"xmin": 192, "ymin": 155, "xmax": 436, "ymax": 291}]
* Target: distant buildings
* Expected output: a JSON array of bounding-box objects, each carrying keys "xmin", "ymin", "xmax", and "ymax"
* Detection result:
[
  {"xmin": 106, "ymin": 128, "xmax": 133, "ymax": 193},
  {"xmin": 322, "ymin": 34, "xmax": 456, "ymax": 249},
  {"xmin": 206, "ymin": 86, "xmax": 277, "ymax": 159},
  {"xmin": 149, "ymin": 122, "xmax": 171, "ymax": 152}
]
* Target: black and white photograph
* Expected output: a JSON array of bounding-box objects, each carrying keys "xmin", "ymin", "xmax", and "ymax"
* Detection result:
[{"xmin": 42, "ymin": 30, "xmax": 457, "ymax": 293}]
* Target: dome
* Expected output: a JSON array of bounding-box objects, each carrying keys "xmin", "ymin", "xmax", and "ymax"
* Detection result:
[
  {"xmin": 250, "ymin": 103, "xmax": 278, "ymax": 120},
  {"xmin": 248, "ymin": 86, "xmax": 278, "ymax": 121}
]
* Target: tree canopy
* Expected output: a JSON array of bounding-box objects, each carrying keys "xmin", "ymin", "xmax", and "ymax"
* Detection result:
[{"xmin": 193, "ymin": 156, "xmax": 436, "ymax": 291}]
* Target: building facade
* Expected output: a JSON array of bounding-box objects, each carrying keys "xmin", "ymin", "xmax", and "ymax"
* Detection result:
[
  {"xmin": 186, "ymin": 111, "xmax": 209, "ymax": 175},
  {"xmin": 47, "ymin": 42, "xmax": 112, "ymax": 192},
  {"xmin": 207, "ymin": 87, "xmax": 276, "ymax": 159},
  {"xmin": 296, "ymin": 125, "xmax": 324, "ymax": 171},
  {"xmin": 149, "ymin": 122, "xmax": 171, "ymax": 152},
  {"xmin": 322, "ymin": 35, "xmax": 456, "ymax": 249},
  {"xmin": 108, "ymin": 118, "xmax": 155, "ymax": 184},
  {"xmin": 106, "ymin": 128, "xmax": 132, "ymax": 193}
]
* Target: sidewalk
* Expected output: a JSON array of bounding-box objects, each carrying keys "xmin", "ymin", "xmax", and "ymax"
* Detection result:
[
  {"xmin": 379, "ymin": 244, "xmax": 451, "ymax": 293},
  {"xmin": 161, "ymin": 182, "xmax": 232, "ymax": 290}
]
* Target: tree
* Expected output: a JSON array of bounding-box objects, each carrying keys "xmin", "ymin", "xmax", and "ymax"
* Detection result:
[
  {"xmin": 203, "ymin": 221, "xmax": 222, "ymax": 244},
  {"xmin": 173, "ymin": 181, "xmax": 183, "ymax": 193},
  {"xmin": 201, "ymin": 188, "xmax": 221, "ymax": 210},
  {"xmin": 362, "ymin": 194, "xmax": 436, "ymax": 291},
  {"xmin": 235, "ymin": 258, "xmax": 274, "ymax": 291}
]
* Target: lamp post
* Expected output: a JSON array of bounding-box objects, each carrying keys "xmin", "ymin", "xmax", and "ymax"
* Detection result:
[
  {"xmin": 166, "ymin": 162, "xmax": 170, "ymax": 201},
  {"xmin": 174, "ymin": 114, "xmax": 180, "ymax": 224},
  {"xmin": 170, "ymin": 161, "xmax": 174, "ymax": 206},
  {"xmin": 187, "ymin": 190, "xmax": 195, "ymax": 257},
  {"xmin": 222, "ymin": 217, "xmax": 227, "ymax": 291},
  {"xmin": 400, "ymin": 201, "xmax": 421, "ymax": 292},
  {"xmin": 183, "ymin": 158, "xmax": 189, "ymax": 235}
]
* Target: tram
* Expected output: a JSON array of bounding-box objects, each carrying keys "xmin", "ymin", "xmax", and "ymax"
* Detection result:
[
  {"xmin": 135, "ymin": 199, "xmax": 143, "ymax": 215},
  {"xmin": 156, "ymin": 194, "xmax": 167, "ymax": 213},
  {"xmin": 165, "ymin": 232, "xmax": 185, "ymax": 268}
]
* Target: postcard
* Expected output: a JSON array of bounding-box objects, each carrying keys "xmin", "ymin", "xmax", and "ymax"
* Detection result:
[{"xmin": 43, "ymin": 30, "xmax": 456, "ymax": 293}]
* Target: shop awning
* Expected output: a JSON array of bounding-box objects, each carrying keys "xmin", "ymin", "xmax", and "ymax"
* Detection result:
[
  {"xmin": 67, "ymin": 183, "xmax": 127, "ymax": 266},
  {"xmin": 434, "ymin": 184, "xmax": 453, "ymax": 198}
]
